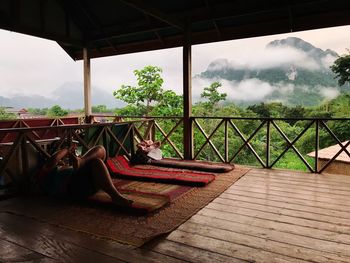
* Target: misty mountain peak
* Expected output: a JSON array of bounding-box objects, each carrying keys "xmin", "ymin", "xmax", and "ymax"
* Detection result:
[
  {"xmin": 198, "ymin": 36, "xmax": 341, "ymax": 106},
  {"xmin": 266, "ymin": 37, "xmax": 338, "ymax": 58},
  {"xmin": 207, "ymin": 58, "xmax": 231, "ymax": 72},
  {"xmin": 267, "ymin": 37, "xmax": 316, "ymax": 52}
]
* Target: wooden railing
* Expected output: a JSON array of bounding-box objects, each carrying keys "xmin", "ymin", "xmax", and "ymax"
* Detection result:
[
  {"xmin": 1, "ymin": 115, "xmax": 350, "ymax": 182},
  {"xmin": 92, "ymin": 115, "xmax": 350, "ymax": 173},
  {"xmin": 192, "ymin": 117, "xmax": 350, "ymax": 173},
  {"xmin": 0, "ymin": 120, "xmax": 150, "ymax": 189},
  {"xmin": 0, "ymin": 117, "xmax": 82, "ymax": 143},
  {"xmin": 92, "ymin": 115, "xmax": 185, "ymax": 159}
]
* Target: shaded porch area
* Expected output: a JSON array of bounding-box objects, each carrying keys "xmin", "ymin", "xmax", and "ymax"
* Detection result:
[{"xmin": 1, "ymin": 167, "xmax": 350, "ymax": 263}]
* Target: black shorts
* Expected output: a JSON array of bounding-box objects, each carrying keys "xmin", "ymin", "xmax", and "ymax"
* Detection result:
[{"xmin": 67, "ymin": 168, "xmax": 98, "ymax": 198}]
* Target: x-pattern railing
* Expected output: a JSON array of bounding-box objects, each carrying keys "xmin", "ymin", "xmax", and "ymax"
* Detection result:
[
  {"xmin": 192, "ymin": 117, "xmax": 350, "ymax": 173},
  {"xmin": 93, "ymin": 115, "xmax": 184, "ymax": 159},
  {"xmin": 0, "ymin": 117, "xmax": 81, "ymax": 143},
  {"xmin": 0, "ymin": 121, "xmax": 147, "ymax": 186},
  {"xmin": 2, "ymin": 116, "xmax": 349, "ymax": 180}
]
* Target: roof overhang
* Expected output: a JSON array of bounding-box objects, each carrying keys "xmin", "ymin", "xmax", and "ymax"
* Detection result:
[{"xmin": 1, "ymin": 0, "xmax": 350, "ymax": 60}]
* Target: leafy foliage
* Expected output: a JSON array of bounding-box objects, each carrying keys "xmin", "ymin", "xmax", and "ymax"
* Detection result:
[
  {"xmin": 331, "ymin": 50, "xmax": 350, "ymax": 86},
  {"xmin": 47, "ymin": 105, "xmax": 68, "ymax": 117},
  {"xmin": 92, "ymin": 105, "xmax": 114, "ymax": 113},
  {"xmin": 27, "ymin": 108, "xmax": 48, "ymax": 115},
  {"xmin": 113, "ymin": 66, "xmax": 167, "ymax": 116},
  {"xmin": 0, "ymin": 107, "xmax": 16, "ymax": 120},
  {"xmin": 200, "ymin": 82, "xmax": 227, "ymax": 112}
]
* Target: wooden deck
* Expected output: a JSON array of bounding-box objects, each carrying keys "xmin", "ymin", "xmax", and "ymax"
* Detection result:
[{"xmin": 1, "ymin": 168, "xmax": 350, "ymax": 263}]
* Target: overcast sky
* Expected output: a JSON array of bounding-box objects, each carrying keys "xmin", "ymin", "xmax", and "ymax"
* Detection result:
[{"xmin": 1, "ymin": 25, "xmax": 350, "ymax": 100}]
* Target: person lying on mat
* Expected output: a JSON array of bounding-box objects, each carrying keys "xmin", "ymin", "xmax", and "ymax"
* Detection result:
[
  {"xmin": 35, "ymin": 145, "xmax": 133, "ymax": 207},
  {"xmin": 132, "ymin": 139, "xmax": 162, "ymax": 164}
]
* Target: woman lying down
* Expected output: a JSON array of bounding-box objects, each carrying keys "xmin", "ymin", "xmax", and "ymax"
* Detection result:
[{"xmin": 34, "ymin": 145, "xmax": 133, "ymax": 207}]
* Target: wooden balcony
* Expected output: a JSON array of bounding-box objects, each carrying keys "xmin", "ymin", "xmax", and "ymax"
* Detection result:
[
  {"xmin": 0, "ymin": 117, "xmax": 350, "ymax": 262},
  {"xmin": 1, "ymin": 167, "xmax": 350, "ymax": 263}
]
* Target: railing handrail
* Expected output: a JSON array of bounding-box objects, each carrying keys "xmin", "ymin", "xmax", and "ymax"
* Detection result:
[
  {"xmin": 0, "ymin": 116, "xmax": 81, "ymax": 122},
  {"xmin": 91, "ymin": 114, "xmax": 183, "ymax": 119},
  {"xmin": 191, "ymin": 116, "xmax": 350, "ymax": 121},
  {"xmin": 92, "ymin": 114, "xmax": 350, "ymax": 121},
  {"xmin": 0, "ymin": 119, "xmax": 151, "ymax": 133}
]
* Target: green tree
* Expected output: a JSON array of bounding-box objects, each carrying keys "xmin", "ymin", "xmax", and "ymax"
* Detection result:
[
  {"xmin": 113, "ymin": 66, "xmax": 165, "ymax": 116},
  {"xmin": 0, "ymin": 107, "xmax": 16, "ymax": 120},
  {"xmin": 247, "ymin": 103, "xmax": 272, "ymax": 118},
  {"xmin": 92, "ymin": 104, "xmax": 113, "ymax": 113},
  {"xmin": 284, "ymin": 105, "xmax": 306, "ymax": 125},
  {"xmin": 47, "ymin": 105, "xmax": 68, "ymax": 117},
  {"xmin": 151, "ymin": 90, "xmax": 183, "ymax": 116},
  {"xmin": 330, "ymin": 49, "xmax": 350, "ymax": 86},
  {"xmin": 200, "ymin": 82, "xmax": 227, "ymax": 111},
  {"xmin": 27, "ymin": 107, "xmax": 48, "ymax": 115}
]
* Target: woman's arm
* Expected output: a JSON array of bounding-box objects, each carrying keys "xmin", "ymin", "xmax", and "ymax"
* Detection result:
[{"xmin": 41, "ymin": 148, "xmax": 70, "ymax": 174}]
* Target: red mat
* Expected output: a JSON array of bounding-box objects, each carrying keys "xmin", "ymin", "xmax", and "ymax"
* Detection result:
[
  {"xmin": 88, "ymin": 179, "xmax": 192, "ymax": 213},
  {"xmin": 88, "ymin": 189, "xmax": 170, "ymax": 213},
  {"xmin": 107, "ymin": 156, "xmax": 215, "ymax": 186}
]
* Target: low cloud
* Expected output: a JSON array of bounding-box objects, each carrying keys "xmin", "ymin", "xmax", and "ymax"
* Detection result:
[
  {"xmin": 319, "ymin": 87, "xmax": 340, "ymax": 100},
  {"xmin": 221, "ymin": 79, "xmax": 274, "ymax": 101},
  {"xmin": 321, "ymin": 54, "xmax": 337, "ymax": 68},
  {"xmin": 193, "ymin": 75, "xmax": 339, "ymax": 104},
  {"xmin": 206, "ymin": 46, "xmax": 337, "ymax": 73},
  {"xmin": 193, "ymin": 77, "xmax": 277, "ymax": 102}
]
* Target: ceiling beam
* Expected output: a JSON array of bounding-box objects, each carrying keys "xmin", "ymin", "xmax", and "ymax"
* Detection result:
[
  {"xmin": 72, "ymin": 6, "xmax": 350, "ymax": 60},
  {"xmin": 117, "ymin": 0, "xmax": 184, "ymax": 30},
  {"xmin": 89, "ymin": 23, "xmax": 172, "ymax": 43},
  {"xmin": 73, "ymin": 0, "xmax": 118, "ymax": 52},
  {"xmin": 0, "ymin": 20, "xmax": 83, "ymax": 47},
  {"xmin": 55, "ymin": 0, "xmax": 86, "ymax": 39}
]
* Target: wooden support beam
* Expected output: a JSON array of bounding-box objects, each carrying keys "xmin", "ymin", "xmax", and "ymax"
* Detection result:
[
  {"xmin": 10, "ymin": 0, "xmax": 20, "ymax": 28},
  {"xmin": 183, "ymin": 23, "xmax": 192, "ymax": 160},
  {"xmin": 118, "ymin": 0, "xmax": 184, "ymax": 30},
  {"xmin": 83, "ymin": 48, "xmax": 92, "ymax": 119},
  {"xmin": 39, "ymin": 0, "xmax": 46, "ymax": 33}
]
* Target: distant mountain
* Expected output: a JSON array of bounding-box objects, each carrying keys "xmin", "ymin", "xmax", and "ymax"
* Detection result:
[
  {"xmin": 197, "ymin": 37, "xmax": 346, "ymax": 106},
  {"xmin": 0, "ymin": 82, "xmax": 124, "ymax": 109}
]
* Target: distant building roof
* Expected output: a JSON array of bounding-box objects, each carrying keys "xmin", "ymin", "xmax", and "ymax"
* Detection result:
[
  {"xmin": 5, "ymin": 107, "xmax": 28, "ymax": 114},
  {"xmin": 308, "ymin": 141, "xmax": 350, "ymax": 163}
]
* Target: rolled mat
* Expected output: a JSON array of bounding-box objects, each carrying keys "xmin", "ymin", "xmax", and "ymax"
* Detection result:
[
  {"xmin": 107, "ymin": 156, "xmax": 215, "ymax": 186},
  {"xmin": 149, "ymin": 158, "xmax": 234, "ymax": 173}
]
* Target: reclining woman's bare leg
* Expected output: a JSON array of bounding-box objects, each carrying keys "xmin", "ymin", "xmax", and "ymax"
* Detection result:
[
  {"xmin": 85, "ymin": 158, "xmax": 132, "ymax": 206},
  {"xmin": 72, "ymin": 145, "xmax": 106, "ymax": 169}
]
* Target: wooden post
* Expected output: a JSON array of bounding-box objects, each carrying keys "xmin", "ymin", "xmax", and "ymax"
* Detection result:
[
  {"xmin": 183, "ymin": 23, "xmax": 193, "ymax": 160},
  {"xmin": 83, "ymin": 47, "xmax": 92, "ymax": 120}
]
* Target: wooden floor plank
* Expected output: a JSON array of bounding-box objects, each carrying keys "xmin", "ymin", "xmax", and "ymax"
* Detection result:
[
  {"xmin": 147, "ymin": 239, "xmax": 246, "ymax": 263},
  {"xmin": 219, "ymin": 192, "xmax": 350, "ymax": 219},
  {"xmin": 213, "ymin": 197, "xmax": 350, "ymax": 226},
  {"xmin": 0, "ymin": 213, "xmax": 182, "ymax": 263},
  {"xmin": 247, "ymin": 173, "xmax": 350, "ymax": 191},
  {"xmin": 226, "ymin": 188, "xmax": 350, "ymax": 212},
  {"xmin": 167, "ymin": 229, "xmax": 309, "ymax": 263},
  {"xmin": 228, "ymin": 183, "xmax": 350, "ymax": 208},
  {"xmin": 0, "ymin": 221, "xmax": 125, "ymax": 263},
  {"xmin": 205, "ymin": 202, "xmax": 350, "ymax": 234},
  {"xmin": 0, "ymin": 239, "xmax": 56, "ymax": 263},
  {"xmin": 249, "ymin": 169, "xmax": 350, "ymax": 184},
  {"xmin": 188, "ymin": 214, "xmax": 350, "ymax": 261},
  {"xmin": 177, "ymin": 221, "xmax": 349, "ymax": 263},
  {"xmin": 236, "ymin": 178, "xmax": 350, "ymax": 200},
  {"xmin": 197, "ymin": 208, "xmax": 350, "ymax": 245}
]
